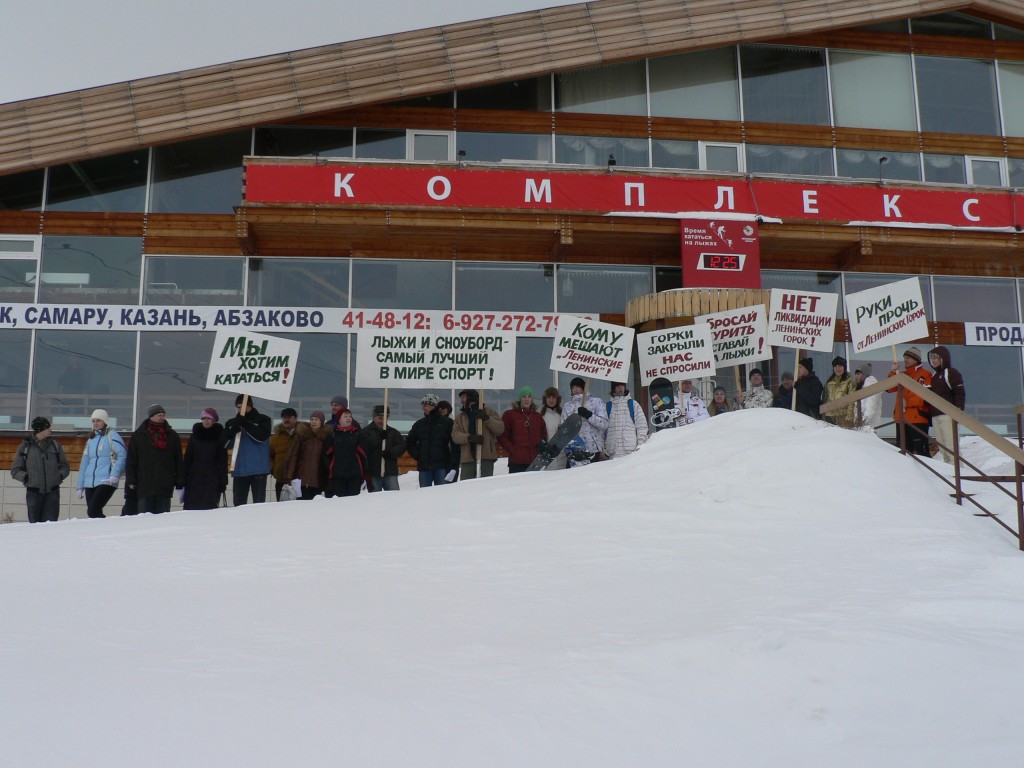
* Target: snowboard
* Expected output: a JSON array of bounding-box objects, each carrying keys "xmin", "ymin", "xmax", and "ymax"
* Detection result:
[
  {"xmin": 648, "ymin": 377, "xmax": 681, "ymax": 431},
  {"xmin": 527, "ymin": 413, "xmax": 583, "ymax": 471}
]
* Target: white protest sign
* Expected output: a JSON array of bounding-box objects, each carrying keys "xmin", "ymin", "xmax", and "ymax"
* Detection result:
[
  {"xmin": 549, "ymin": 316, "xmax": 634, "ymax": 382},
  {"xmin": 636, "ymin": 324, "xmax": 716, "ymax": 386},
  {"xmin": 767, "ymin": 289, "xmax": 838, "ymax": 353},
  {"xmin": 205, "ymin": 330, "xmax": 301, "ymax": 403},
  {"xmin": 696, "ymin": 304, "xmax": 771, "ymax": 366},
  {"xmin": 965, "ymin": 322, "xmax": 1024, "ymax": 346},
  {"xmin": 845, "ymin": 278, "xmax": 928, "ymax": 353},
  {"xmin": 355, "ymin": 330, "xmax": 516, "ymax": 389}
]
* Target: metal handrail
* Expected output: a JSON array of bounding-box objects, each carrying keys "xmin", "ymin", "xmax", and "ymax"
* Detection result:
[{"xmin": 821, "ymin": 373, "xmax": 1024, "ymax": 551}]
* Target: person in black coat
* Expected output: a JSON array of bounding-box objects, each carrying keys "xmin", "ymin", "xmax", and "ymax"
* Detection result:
[
  {"xmin": 321, "ymin": 408, "xmax": 372, "ymax": 497},
  {"xmin": 182, "ymin": 408, "xmax": 228, "ymax": 510},
  {"xmin": 406, "ymin": 393, "xmax": 454, "ymax": 487},
  {"xmin": 772, "ymin": 372, "xmax": 796, "ymax": 409},
  {"xmin": 795, "ymin": 357, "xmax": 824, "ymax": 419},
  {"xmin": 126, "ymin": 404, "xmax": 184, "ymax": 514}
]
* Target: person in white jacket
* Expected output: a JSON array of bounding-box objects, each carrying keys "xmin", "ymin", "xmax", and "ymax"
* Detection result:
[
  {"xmin": 854, "ymin": 363, "xmax": 882, "ymax": 432},
  {"xmin": 562, "ymin": 377, "xmax": 608, "ymax": 456},
  {"xmin": 676, "ymin": 379, "xmax": 710, "ymax": 426},
  {"xmin": 604, "ymin": 382, "xmax": 649, "ymax": 458}
]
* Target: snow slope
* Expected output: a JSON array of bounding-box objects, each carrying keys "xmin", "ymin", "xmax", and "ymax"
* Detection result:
[{"xmin": 3, "ymin": 409, "xmax": 1023, "ymax": 767}]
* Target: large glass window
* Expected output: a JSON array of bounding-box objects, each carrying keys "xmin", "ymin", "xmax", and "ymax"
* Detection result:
[
  {"xmin": 254, "ymin": 127, "xmax": 353, "ymax": 158},
  {"xmin": 0, "ymin": 330, "xmax": 31, "ymax": 431},
  {"xmin": 911, "ymin": 13, "xmax": 992, "ymax": 38},
  {"xmin": 1009, "ymin": 158, "xmax": 1024, "ymax": 187},
  {"xmin": 249, "ymin": 257, "xmax": 350, "ymax": 308},
  {"xmin": 45, "ymin": 150, "xmax": 148, "ymax": 213},
  {"xmin": 555, "ymin": 136, "xmax": 649, "ymax": 167},
  {"xmin": 829, "ymin": 51, "xmax": 916, "ymax": 131},
  {"xmin": 652, "ymin": 140, "xmax": 699, "ymax": 170},
  {"xmin": 489, "ymin": 336, "xmax": 556, "ymax": 413},
  {"xmin": 934, "ymin": 276, "xmax": 1016, "ymax": 323},
  {"xmin": 150, "ymin": 132, "xmax": 251, "ymax": 214},
  {"xmin": 455, "ymin": 263, "xmax": 553, "ymax": 312},
  {"xmin": 648, "ymin": 49, "xmax": 740, "ymax": 120},
  {"xmin": 0, "ymin": 169, "xmax": 44, "ymax": 211},
  {"xmin": 915, "ymin": 56, "xmax": 1000, "ymax": 136},
  {"xmin": 837, "ymin": 149, "xmax": 921, "ymax": 182},
  {"xmin": 555, "ymin": 62, "xmax": 647, "ymax": 115},
  {"xmin": 38, "ymin": 236, "xmax": 142, "ymax": 304},
  {"xmin": 355, "ymin": 129, "xmax": 406, "ymax": 160},
  {"xmin": 746, "ymin": 144, "xmax": 834, "ymax": 177},
  {"xmin": 32, "ymin": 330, "xmax": 136, "ymax": 431},
  {"xmin": 352, "ymin": 259, "xmax": 450, "ymax": 310},
  {"xmin": 0, "ymin": 259, "xmax": 36, "ymax": 303},
  {"xmin": 740, "ymin": 46, "xmax": 830, "ymax": 125},
  {"xmin": 458, "ymin": 77, "xmax": 552, "ymax": 111},
  {"xmin": 144, "ymin": 256, "xmax": 244, "ymax": 306},
  {"xmin": 998, "ymin": 61, "xmax": 1024, "ymax": 137},
  {"xmin": 455, "ymin": 132, "xmax": 552, "ymax": 163},
  {"xmin": 284, "ymin": 332, "xmax": 350, "ymax": 421},
  {"xmin": 136, "ymin": 331, "xmax": 231, "ymax": 432},
  {"xmin": 556, "ymin": 265, "xmax": 651, "ymax": 314},
  {"xmin": 923, "ymin": 154, "xmax": 967, "ymax": 184}
]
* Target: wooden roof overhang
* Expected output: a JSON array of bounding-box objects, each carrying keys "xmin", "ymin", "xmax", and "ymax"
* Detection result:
[
  {"xmin": 6, "ymin": 0, "xmax": 1024, "ymax": 176},
  {"xmin": 232, "ymin": 201, "xmax": 1024, "ymax": 277}
]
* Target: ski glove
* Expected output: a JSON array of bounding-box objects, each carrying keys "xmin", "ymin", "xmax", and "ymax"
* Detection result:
[
  {"xmin": 578, "ymin": 406, "xmax": 593, "ymax": 420},
  {"xmin": 77, "ymin": 489, "xmax": 85, "ymax": 500},
  {"xmin": 468, "ymin": 434, "xmax": 484, "ymax": 445}
]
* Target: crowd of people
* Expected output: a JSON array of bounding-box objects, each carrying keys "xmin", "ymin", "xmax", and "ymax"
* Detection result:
[{"xmin": 10, "ymin": 346, "xmax": 967, "ymax": 522}]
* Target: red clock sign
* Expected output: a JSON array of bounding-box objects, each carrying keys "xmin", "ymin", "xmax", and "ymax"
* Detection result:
[{"xmin": 681, "ymin": 218, "xmax": 761, "ymax": 289}]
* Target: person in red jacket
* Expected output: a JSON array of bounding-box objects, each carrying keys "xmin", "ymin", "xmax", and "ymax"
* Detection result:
[
  {"xmin": 887, "ymin": 346, "xmax": 933, "ymax": 456},
  {"xmin": 928, "ymin": 346, "xmax": 966, "ymax": 463},
  {"xmin": 499, "ymin": 386, "xmax": 548, "ymax": 474}
]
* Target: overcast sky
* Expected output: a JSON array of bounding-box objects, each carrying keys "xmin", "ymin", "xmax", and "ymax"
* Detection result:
[{"xmin": 4, "ymin": 1, "xmax": 560, "ymax": 104}]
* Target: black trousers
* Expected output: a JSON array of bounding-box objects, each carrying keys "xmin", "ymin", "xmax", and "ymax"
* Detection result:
[
  {"xmin": 85, "ymin": 484, "xmax": 116, "ymax": 518},
  {"xmin": 899, "ymin": 422, "xmax": 930, "ymax": 457},
  {"xmin": 26, "ymin": 488, "xmax": 60, "ymax": 523}
]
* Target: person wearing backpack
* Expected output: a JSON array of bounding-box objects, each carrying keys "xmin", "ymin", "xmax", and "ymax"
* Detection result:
[{"xmin": 604, "ymin": 381, "xmax": 649, "ymax": 459}]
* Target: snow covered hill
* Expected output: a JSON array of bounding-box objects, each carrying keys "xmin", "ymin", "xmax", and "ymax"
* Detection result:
[{"xmin": 3, "ymin": 409, "xmax": 1023, "ymax": 767}]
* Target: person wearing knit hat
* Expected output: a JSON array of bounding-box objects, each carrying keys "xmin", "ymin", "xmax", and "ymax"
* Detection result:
[
  {"xmin": 795, "ymin": 358, "xmax": 824, "ymax": 419},
  {"xmin": 823, "ymin": 355, "xmax": 857, "ymax": 428},
  {"xmin": 11, "ymin": 416, "xmax": 70, "ymax": 523},
  {"xmin": 360, "ymin": 403, "xmax": 407, "ymax": 492},
  {"xmin": 76, "ymin": 407, "xmax": 128, "ymax": 518},
  {"xmin": 499, "ymin": 385, "xmax": 547, "ymax": 473},
  {"xmin": 452, "ymin": 387, "xmax": 504, "ymax": 480},
  {"xmin": 604, "ymin": 381, "xmax": 649, "ymax": 457},
  {"xmin": 181, "ymin": 406, "xmax": 228, "ymax": 510},
  {"xmin": 328, "ymin": 395, "xmax": 359, "ymax": 430},
  {"xmin": 562, "ymin": 375, "xmax": 607, "ymax": 458},
  {"xmin": 737, "ymin": 368, "xmax": 772, "ymax": 409},
  {"xmin": 406, "ymin": 392, "xmax": 455, "ymax": 487},
  {"xmin": 224, "ymin": 392, "xmax": 273, "ymax": 506},
  {"xmin": 887, "ymin": 345, "xmax": 933, "ymax": 456},
  {"xmin": 126, "ymin": 404, "xmax": 184, "ymax": 514}
]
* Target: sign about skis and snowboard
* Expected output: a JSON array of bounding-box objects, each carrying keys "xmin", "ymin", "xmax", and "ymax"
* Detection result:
[
  {"xmin": 635, "ymin": 325, "xmax": 716, "ymax": 386},
  {"xmin": 695, "ymin": 304, "xmax": 771, "ymax": 366},
  {"xmin": 205, "ymin": 329, "xmax": 301, "ymax": 403},
  {"xmin": 355, "ymin": 329, "xmax": 516, "ymax": 389},
  {"xmin": 549, "ymin": 316, "xmax": 634, "ymax": 382},
  {"xmin": 844, "ymin": 278, "xmax": 928, "ymax": 353},
  {"xmin": 767, "ymin": 289, "xmax": 838, "ymax": 353}
]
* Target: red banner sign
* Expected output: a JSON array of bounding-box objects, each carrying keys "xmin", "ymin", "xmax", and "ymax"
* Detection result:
[
  {"xmin": 681, "ymin": 218, "xmax": 760, "ymax": 289},
  {"xmin": 245, "ymin": 163, "xmax": 1023, "ymax": 230}
]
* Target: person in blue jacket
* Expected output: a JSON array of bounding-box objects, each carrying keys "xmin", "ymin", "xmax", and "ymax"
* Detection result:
[
  {"xmin": 223, "ymin": 394, "xmax": 273, "ymax": 506},
  {"xmin": 76, "ymin": 408, "xmax": 127, "ymax": 519}
]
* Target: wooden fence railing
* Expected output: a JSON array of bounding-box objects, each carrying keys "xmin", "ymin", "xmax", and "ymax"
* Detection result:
[{"xmin": 821, "ymin": 373, "xmax": 1024, "ymax": 552}]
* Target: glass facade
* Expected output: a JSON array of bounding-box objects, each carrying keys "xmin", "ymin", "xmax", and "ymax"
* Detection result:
[{"xmin": 5, "ymin": 12, "xmax": 1024, "ymax": 434}]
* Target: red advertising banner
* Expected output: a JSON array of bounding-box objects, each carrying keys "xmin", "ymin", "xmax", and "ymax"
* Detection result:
[
  {"xmin": 681, "ymin": 218, "xmax": 760, "ymax": 289},
  {"xmin": 245, "ymin": 163, "xmax": 1023, "ymax": 230}
]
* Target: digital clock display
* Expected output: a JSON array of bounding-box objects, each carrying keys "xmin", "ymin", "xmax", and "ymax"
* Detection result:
[{"xmin": 697, "ymin": 252, "xmax": 745, "ymax": 271}]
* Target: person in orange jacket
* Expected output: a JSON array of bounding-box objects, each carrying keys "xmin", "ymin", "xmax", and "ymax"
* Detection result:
[{"xmin": 887, "ymin": 346, "xmax": 932, "ymax": 456}]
